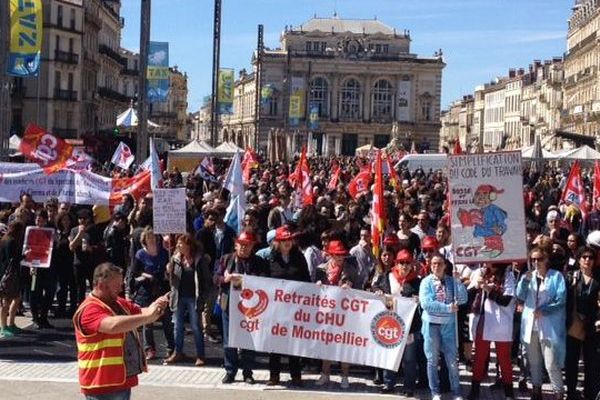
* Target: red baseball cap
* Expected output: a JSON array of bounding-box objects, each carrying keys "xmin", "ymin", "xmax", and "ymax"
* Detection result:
[
  {"xmin": 236, "ymin": 231, "xmax": 257, "ymax": 245},
  {"xmin": 325, "ymin": 240, "xmax": 348, "ymax": 256},
  {"xmin": 275, "ymin": 226, "xmax": 294, "ymax": 241}
]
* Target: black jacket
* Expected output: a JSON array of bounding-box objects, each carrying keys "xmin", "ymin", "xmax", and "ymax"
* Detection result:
[
  {"xmin": 268, "ymin": 248, "xmax": 310, "ymax": 283},
  {"xmin": 566, "ymin": 270, "xmax": 600, "ymax": 337},
  {"xmin": 217, "ymin": 252, "xmax": 270, "ymax": 310}
]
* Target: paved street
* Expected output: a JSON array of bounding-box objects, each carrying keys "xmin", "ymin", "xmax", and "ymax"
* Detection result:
[{"xmin": 0, "ymin": 316, "xmax": 560, "ymax": 399}]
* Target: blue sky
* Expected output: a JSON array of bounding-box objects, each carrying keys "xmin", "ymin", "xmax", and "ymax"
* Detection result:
[{"xmin": 120, "ymin": 0, "xmax": 572, "ymax": 112}]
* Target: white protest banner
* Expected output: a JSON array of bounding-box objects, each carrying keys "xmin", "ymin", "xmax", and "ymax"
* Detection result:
[
  {"xmin": 448, "ymin": 151, "xmax": 527, "ymax": 263},
  {"xmin": 153, "ymin": 188, "xmax": 187, "ymax": 234},
  {"xmin": 22, "ymin": 227, "xmax": 55, "ymax": 268},
  {"xmin": 229, "ymin": 275, "xmax": 418, "ymax": 371},
  {"xmin": 0, "ymin": 162, "xmax": 148, "ymax": 206}
]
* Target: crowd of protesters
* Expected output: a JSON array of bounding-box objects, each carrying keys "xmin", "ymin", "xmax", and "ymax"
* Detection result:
[{"xmin": 0, "ymin": 154, "xmax": 600, "ymax": 400}]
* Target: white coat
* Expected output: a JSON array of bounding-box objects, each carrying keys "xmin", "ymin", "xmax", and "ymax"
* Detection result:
[{"xmin": 468, "ymin": 268, "xmax": 516, "ymax": 342}]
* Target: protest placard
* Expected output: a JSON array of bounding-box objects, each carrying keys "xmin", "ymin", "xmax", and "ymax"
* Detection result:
[
  {"xmin": 229, "ymin": 275, "xmax": 417, "ymax": 371},
  {"xmin": 153, "ymin": 188, "xmax": 187, "ymax": 234},
  {"xmin": 22, "ymin": 227, "xmax": 55, "ymax": 268},
  {"xmin": 447, "ymin": 151, "xmax": 527, "ymax": 264}
]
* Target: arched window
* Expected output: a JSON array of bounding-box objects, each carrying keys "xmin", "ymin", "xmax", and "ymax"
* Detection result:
[
  {"xmin": 372, "ymin": 79, "xmax": 393, "ymax": 120},
  {"xmin": 309, "ymin": 77, "xmax": 329, "ymax": 117},
  {"xmin": 340, "ymin": 79, "xmax": 361, "ymax": 120}
]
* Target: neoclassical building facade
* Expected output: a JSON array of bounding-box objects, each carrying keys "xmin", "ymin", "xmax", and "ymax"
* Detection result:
[{"xmin": 220, "ymin": 17, "xmax": 445, "ymax": 155}]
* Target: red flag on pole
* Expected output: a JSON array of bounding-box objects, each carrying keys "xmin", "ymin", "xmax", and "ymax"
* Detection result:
[
  {"xmin": 386, "ymin": 155, "xmax": 400, "ymax": 192},
  {"xmin": 289, "ymin": 146, "xmax": 313, "ymax": 206},
  {"xmin": 241, "ymin": 147, "xmax": 259, "ymax": 184},
  {"xmin": 593, "ymin": 160, "xmax": 600, "ymax": 210},
  {"xmin": 19, "ymin": 123, "xmax": 74, "ymax": 174},
  {"xmin": 561, "ymin": 160, "xmax": 587, "ymax": 218},
  {"xmin": 328, "ymin": 162, "xmax": 341, "ymax": 191},
  {"xmin": 371, "ymin": 151, "xmax": 385, "ymax": 258},
  {"xmin": 348, "ymin": 165, "xmax": 372, "ymax": 199}
]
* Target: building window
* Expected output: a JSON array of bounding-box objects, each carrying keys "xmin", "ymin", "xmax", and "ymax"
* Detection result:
[
  {"xmin": 54, "ymin": 71, "xmax": 61, "ymax": 90},
  {"xmin": 420, "ymin": 99, "xmax": 432, "ymax": 121},
  {"xmin": 70, "ymin": 8, "xmax": 76, "ymax": 30},
  {"xmin": 372, "ymin": 79, "xmax": 393, "ymax": 120},
  {"xmin": 375, "ymin": 44, "xmax": 382, "ymax": 53},
  {"xmin": 340, "ymin": 79, "xmax": 361, "ymax": 120},
  {"xmin": 305, "ymin": 41, "xmax": 311, "ymax": 52},
  {"xmin": 56, "ymin": 35, "xmax": 60, "ymax": 51},
  {"xmin": 69, "ymin": 38, "xmax": 74, "ymax": 53},
  {"xmin": 309, "ymin": 77, "xmax": 329, "ymax": 117},
  {"xmin": 321, "ymin": 42, "xmax": 327, "ymax": 52},
  {"xmin": 68, "ymin": 73, "xmax": 74, "ymax": 91},
  {"xmin": 383, "ymin": 44, "xmax": 389, "ymax": 53},
  {"xmin": 57, "ymin": 5, "xmax": 63, "ymax": 27}
]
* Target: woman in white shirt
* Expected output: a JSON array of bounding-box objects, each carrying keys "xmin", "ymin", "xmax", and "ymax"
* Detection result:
[{"xmin": 467, "ymin": 263, "xmax": 516, "ymax": 400}]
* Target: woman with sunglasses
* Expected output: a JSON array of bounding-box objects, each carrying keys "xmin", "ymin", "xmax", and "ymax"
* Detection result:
[
  {"xmin": 516, "ymin": 246, "xmax": 566, "ymax": 400},
  {"xmin": 372, "ymin": 249, "xmax": 422, "ymax": 396},
  {"xmin": 565, "ymin": 246, "xmax": 600, "ymax": 400}
]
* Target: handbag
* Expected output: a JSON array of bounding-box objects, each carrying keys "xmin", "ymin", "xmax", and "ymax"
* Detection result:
[{"xmin": 567, "ymin": 291, "xmax": 586, "ymax": 340}]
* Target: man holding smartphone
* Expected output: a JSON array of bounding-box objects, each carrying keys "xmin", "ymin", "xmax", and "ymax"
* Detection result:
[{"xmin": 73, "ymin": 263, "xmax": 169, "ymax": 400}]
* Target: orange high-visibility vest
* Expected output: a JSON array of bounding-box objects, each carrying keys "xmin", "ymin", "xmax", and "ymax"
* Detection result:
[{"xmin": 73, "ymin": 296, "xmax": 145, "ymax": 390}]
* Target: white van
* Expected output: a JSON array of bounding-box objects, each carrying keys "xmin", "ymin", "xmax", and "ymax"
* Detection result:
[{"xmin": 395, "ymin": 153, "xmax": 448, "ymax": 173}]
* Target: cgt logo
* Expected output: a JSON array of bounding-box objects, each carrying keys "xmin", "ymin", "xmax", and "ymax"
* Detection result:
[
  {"xmin": 370, "ymin": 311, "xmax": 405, "ymax": 348},
  {"xmin": 237, "ymin": 288, "xmax": 269, "ymax": 319}
]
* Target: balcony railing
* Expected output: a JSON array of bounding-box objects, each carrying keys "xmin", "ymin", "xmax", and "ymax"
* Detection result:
[
  {"xmin": 55, "ymin": 50, "xmax": 79, "ymax": 65},
  {"xmin": 97, "ymin": 86, "xmax": 129, "ymax": 103},
  {"xmin": 54, "ymin": 88, "xmax": 78, "ymax": 101},
  {"xmin": 99, "ymin": 44, "xmax": 126, "ymax": 66}
]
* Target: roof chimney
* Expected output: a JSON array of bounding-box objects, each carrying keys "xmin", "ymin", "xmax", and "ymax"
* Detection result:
[{"xmin": 509, "ymin": 68, "xmax": 516, "ymax": 78}]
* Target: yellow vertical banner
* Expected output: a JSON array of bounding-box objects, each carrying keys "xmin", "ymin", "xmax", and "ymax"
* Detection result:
[
  {"xmin": 8, "ymin": 0, "xmax": 42, "ymax": 76},
  {"xmin": 217, "ymin": 68, "xmax": 234, "ymax": 114}
]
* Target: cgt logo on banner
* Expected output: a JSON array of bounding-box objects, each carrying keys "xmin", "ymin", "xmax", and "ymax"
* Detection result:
[
  {"xmin": 229, "ymin": 275, "xmax": 417, "ymax": 371},
  {"xmin": 370, "ymin": 311, "xmax": 406, "ymax": 349}
]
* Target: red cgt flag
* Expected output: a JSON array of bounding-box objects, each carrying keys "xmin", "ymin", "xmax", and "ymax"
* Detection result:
[
  {"xmin": 241, "ymin": 147, "xmax": 259, "ymax": 184},
  {"xmin": 20, "ymin": 123, "xmax": 73, "ymax": 174},
  {"xmin": 348, "ymin": 164, "xmax": 372, "ymax": 199},
  {"xmin": 328, "ymin": 162, "xmax": 341, "ymax": 191},
  {"xmin": 371, "ymin": 151, "xmax": 386, "ymax": 258},
  {"xmin": 593, "ymin": 160, "xmax": 600, "ymax": 210},
  {"xmin": 561, "ymin": 160, "xmax": 587, "ymax": 218},
  {"xmin": 289, "ymin": 146, "xmax": 313, "ymax": 206}
]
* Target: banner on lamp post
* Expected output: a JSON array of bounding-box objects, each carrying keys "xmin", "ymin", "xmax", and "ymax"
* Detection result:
[
  {"xmin": 147, "ymin": 41, "xmax": 170, "ymax": 103},
  {"xmin": 217, "ymin": 68, "xmax": 234, "ymax": 114},
  {"xmin": 8, "ymin": 0, "xmax": 42, "ymax": 77}
]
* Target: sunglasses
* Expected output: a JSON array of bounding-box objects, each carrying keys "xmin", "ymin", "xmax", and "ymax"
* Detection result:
[
  {"xmin": 530, "ymin": 257, "xmax": 546, "ymax": 262},
  {"xmin": 580, "ymin": 255, "xmax": 594, "ymax": 260}
]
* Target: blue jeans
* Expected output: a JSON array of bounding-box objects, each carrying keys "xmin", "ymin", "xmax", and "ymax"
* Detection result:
[
  {"xmin": 383, "ymin": 332, "xmax": 421, "ymax": 390},
  {"xmin": 222, "ymin": 310, "xmax": 254, "ymax": 378},
  {"xmin": 85, "ymin": 389, "xmax": 131, "ymax": 400},
  {"xmin": 422, "ymin": 322, "xmax": 462, "ymax": 396},
  {"xmin": 173, "ymin": 296, "xmax": 204, "ymax": 357}
]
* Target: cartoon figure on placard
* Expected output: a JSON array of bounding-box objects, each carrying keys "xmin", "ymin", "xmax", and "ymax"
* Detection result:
[{"xmin": 458, "ymin": 185, "xmax": 508, "ymax": 258}]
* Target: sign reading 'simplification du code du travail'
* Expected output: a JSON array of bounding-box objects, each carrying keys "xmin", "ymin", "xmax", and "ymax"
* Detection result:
[{"xmin": 229, "ymin": 275, "xmax": 418, "ymax": 371}]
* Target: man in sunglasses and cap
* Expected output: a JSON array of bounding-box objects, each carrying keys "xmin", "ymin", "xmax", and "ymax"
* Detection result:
[{"xmin": 215, "ymin": 230, "xmax": 270, "ymax": 384}]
